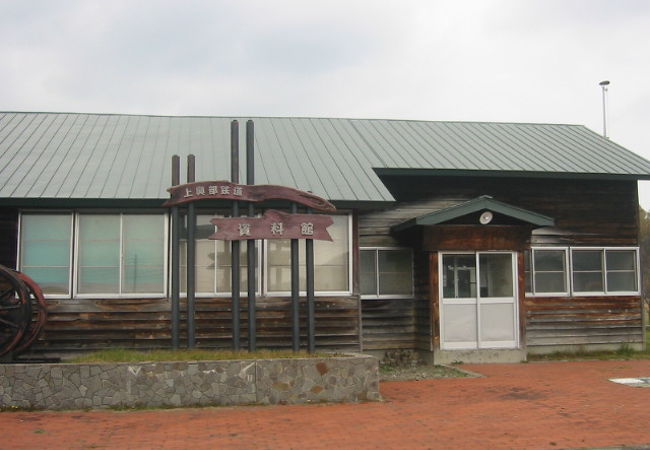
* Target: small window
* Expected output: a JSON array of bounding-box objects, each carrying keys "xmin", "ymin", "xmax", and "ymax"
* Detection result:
[
  {"xmin": 361, "ymin": 248, "xmax": 413, "ymax": 298},
  {"xmin": 572, "ymin": 248, "xmax": 638, "ymax": 294},
  {"xmin": 528, "ymin": 249, "xmax": 568, "ymax": 295},
  {"xmin": 20, "ymin": 213, "xmax": 73, "ymax": 296}
]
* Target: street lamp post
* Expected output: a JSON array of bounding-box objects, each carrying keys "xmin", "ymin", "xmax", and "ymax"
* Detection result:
[{"xmin": 599, "ymin": 80, "xmax": 610, "ymax": 138}]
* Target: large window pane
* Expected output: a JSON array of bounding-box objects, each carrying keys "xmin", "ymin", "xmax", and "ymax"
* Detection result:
[
  {"xmin": 442, "ymin": 255, "xmax": 476, "ymax": 299},
  {"xmin": 479, "ymin": 253, "xmax": 513, "ymax": 298},
  {"xmin": 267, "ymin": 215, "xmax": 349, "ymax": 292},
  {"xmin": 360, "ymin": 250, "xmax": 377, "ymax": 296},
  {"xmin": 572, "ymin": 250, "xmax": 604, "ymax": 293},
  {"xmin": 378, "ymin": 250, "xmax": 412, "ymax": 296},
  {"xmin": 20, "ymin": 214, "xmax": 72, "ymax": 295},
  {"xmin": 533, "ymin": 250, "xmax": 567, "ymax": 294},
  {"xmin": 122, "ymin": 215, "xmax": 165, "ymax": 293},
  {"xmin": 78, "ymin": 215, "xmax": 120, "ymax": 294},
  {"xmin": 606, "ymin": 250, "xmax": 637, "ymax": 292}
]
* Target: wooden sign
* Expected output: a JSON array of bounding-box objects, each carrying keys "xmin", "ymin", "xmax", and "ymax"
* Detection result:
[
  {"xmin": 209, "ymin": 210, "xmax": 334, "ymax": 241},
  {"xmin": 164, "ymin": 181, "xmax": 335, "ymax": 212}
]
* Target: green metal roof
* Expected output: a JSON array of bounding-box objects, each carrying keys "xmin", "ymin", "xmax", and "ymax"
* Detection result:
[
  {"xmin": 1, "ymin": 112, "xmax": 649, "ymax": 203},
  {"xmin": 392, "ymin": 196, "xmax": 555, "ymax": 231}
]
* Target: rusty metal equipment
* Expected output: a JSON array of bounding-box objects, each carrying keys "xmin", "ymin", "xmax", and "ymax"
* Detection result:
[{"xmin": 0, "ymin": 265, "xmax": 48, "ymax": 358}]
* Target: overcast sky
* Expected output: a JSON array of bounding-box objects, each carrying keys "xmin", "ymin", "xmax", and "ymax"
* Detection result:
[{"xmin": 2, "ymin": 0, "xmax": 649, "ymax": 206}]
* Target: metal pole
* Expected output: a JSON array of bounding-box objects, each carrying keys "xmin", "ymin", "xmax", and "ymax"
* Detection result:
[
  {"xmin": 186, "ymin": 154, "xmax": 196, "ymax": 348},
  {"xmin": 599, "ymin": 80, "xmax": 610, "ymax": 138},
  {"xmin": 246, "ymin": 120, "xmax": 256, "ymax": 352},
  {"xmin": 306, "ymin": 208, "xmax": 315, "ymax": 353},
  {"xmin": 171, "ymin": 155, "xmax": 180, "ymax": 349},
  {"xmin": 291, "ymin": 202, "xmax": 300, "ymax": 352},
  {"xmin": 231, "ymin": 120, "xmax": 241, "ymax": 351}
]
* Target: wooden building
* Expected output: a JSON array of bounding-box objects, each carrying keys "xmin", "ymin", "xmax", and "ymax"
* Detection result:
[{"xmin": 1, "ymin": 112, "xmax": 648, "ymax": 362}]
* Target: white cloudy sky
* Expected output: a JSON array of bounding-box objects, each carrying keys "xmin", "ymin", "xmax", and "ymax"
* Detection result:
[{"xmin": 2, "ymin": 0, "xmax": 650, "ymax": 205}]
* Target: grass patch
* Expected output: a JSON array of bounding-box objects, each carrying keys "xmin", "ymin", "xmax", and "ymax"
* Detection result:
[
  {"xmin": 379, "ymin": 363, "xmax": 470, "ymax": 381},
  {"xmin": 528, "ymin": 341, "xmax": 650, "ymax": 362},
  {"xmin": 67, "ymin": 348, "xmax": 334, "ymax": 364}
]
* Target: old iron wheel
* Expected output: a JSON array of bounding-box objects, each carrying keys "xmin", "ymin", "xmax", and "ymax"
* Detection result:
[
  {"xmin": 0, "ymin": 264, "xmax": 31, "ymax": 357},
  {"xmin": 13, "ymin": 271, "xmax": 48, "ymax": 354}
]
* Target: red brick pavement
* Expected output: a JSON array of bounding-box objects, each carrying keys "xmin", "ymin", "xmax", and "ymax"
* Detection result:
[{"xmin": 2, "ymin": 360, "xmax": 650, "ymax": 449}]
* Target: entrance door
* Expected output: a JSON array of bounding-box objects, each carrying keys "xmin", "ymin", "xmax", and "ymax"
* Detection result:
[{"xmin": 439, "ymin": 252, "xmax": 518, "ymax": 349}]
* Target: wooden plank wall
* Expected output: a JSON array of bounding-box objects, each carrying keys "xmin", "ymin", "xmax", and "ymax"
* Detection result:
[
  {"xmin": 28, "ymin": 296, "xmax": 360, "ymax": 356},
  {"xmin": 359, "ymin": 176, "xmax": 643, "ymax": 354},
  {"xmin": 525, "ymin": 295, "xmax": 644, "ymax": 349}
]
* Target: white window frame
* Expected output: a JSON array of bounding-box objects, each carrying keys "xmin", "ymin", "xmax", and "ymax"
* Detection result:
[
  {"xmin": 525, "ymin": 247, "xmax": 570, "ymax": 297},
  {"xmin": 73, "ymin": 211, "xmax": 169, "ymax": 299},
  {"xmin": 176, "ymin": 240, "xmax": 263, "ymax": 298},
  {"xmin": 526, "ymin": 246, "xmax": 641, "ymax": 297},
  {"xmin": 570, "ymin": 247, "xmax": 640, "ymax": 296},
  {"xmin": 263, "ymin": 213, "xmax": 353, "ymax": 296},
  {"xmin": 360, "ymin": 247, "xmax": 414, "ymax": 299},
  {"xmin": 17, "ymin": 211, "xmax": 74, "ymax": 299}
]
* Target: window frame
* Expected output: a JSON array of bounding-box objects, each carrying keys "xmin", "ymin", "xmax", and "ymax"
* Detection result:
[
  {"xmin": 525, "ymin": 246, "xmax": 640, "ymax": 297},
  {"xmin": 570, "ymin": 247, "xmax": 640, "ymax": 296},
  {"xmin": 73, "ymin": 211, "xmax": 169, "ymax": 299},
  {"xmin": 263, "ymin": 213, "xmax": 353, "ymax": 296},
  {"xmin": 525, "ymin": 247, "xmax": 570, "ymax": 297},
  {"xmin": 17, "ymin": 211, "xmax": 75, "ymax": 299},
  {"xmin": 360, "ymin": 247, "xmax": 414, "ymax": 299}
]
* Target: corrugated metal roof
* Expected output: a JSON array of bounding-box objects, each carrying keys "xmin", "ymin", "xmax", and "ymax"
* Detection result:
[{"xmin": 1, "ymin": 112, "xmax": 650, "ymax": 203}]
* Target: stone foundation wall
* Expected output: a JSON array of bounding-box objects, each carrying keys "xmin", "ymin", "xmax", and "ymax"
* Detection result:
[{"xmin": 0, "ymin": 354, "xmax": 379, "ymax": 410}]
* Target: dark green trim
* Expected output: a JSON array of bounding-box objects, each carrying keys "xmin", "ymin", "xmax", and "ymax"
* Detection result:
[
  {"xmin": 392, "ymin": 195, "xmax": 555, "ymax": 232},
  {"xmin": 374, "ymin": 168, "xmax": 650, "ymax": 181}
]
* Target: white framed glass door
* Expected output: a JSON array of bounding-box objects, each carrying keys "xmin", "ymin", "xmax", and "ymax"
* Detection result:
[{"xmin": 439, "ymin": 252, "xmax": 518, "ymax": 350}]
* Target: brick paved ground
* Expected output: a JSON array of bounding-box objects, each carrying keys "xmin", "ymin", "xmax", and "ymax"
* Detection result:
[{"xmin": 2, "ymin": 360, "xmax": 650, "ymax": 449}]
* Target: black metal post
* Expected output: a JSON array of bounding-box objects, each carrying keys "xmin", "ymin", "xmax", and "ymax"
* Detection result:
[
  {"xmin": 171, "ymin": 155, "xmax": 180, "ymax": 349},
  {"xmin": 306, "ymin": 208, "xmax": 315, "ymax": 353},
  {"xmin": 246, "ymin": 120, "xmax": 256, "ymax": 352},
  {"xmin": 291, "ymin": 202, "xmax": 300, "ymax": 352},
  {"xmin": 186, "ymin": 154, "xmax": 196, "ymax": 348},
  {"xmin": 231, "ymin": 120, "xmax": 241, "ymax": 351}
]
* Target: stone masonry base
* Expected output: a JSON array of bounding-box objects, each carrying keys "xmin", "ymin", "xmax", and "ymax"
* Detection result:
[{"xmin": 0, "ymin": 354, "xmax": 380, "ymax": 410}]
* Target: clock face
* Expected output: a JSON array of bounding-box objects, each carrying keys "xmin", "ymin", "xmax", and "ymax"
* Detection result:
[{"xmin": 479, "ymin": 211, "xmax": 493, "ymax": 225}]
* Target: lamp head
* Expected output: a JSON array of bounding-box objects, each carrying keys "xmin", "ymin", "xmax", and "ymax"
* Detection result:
[{"xmin": 599, "ymin": 80, "xmax": 610, "ymax": 86}]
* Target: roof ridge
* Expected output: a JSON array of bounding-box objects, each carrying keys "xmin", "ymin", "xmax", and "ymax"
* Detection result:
[{"xmin": 0, "ymin": 111, "xmax": 584, "ymax": 127}]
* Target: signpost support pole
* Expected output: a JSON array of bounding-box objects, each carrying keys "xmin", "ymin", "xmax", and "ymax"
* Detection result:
[
  {"xmin": 231, "ymin": 120, "xmax": 241, "ymax": 351},
  {"xmin": 306, "ymin": 208, "xmax": 315, "ymax": 353},
  {"xmin": 246, "ymin": 120, "xmax": 256, "ymax": 352},
  {"xmin": 291, "ymin": 203, "xmax": 300, "ymax": 352},
  {"xmin": 186, "ymin": 155, "xmax": 196, "ymax": 348},
  {"xmin": 171, "ymin": 155, "xmax": 180, "ymax": 349}
]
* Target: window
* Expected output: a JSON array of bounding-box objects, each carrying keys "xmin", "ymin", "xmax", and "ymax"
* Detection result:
[
  {"xmin": 525, "ymin": 246, "xmax": 639, "ymax": 296},
  {"xmin": 571, "ymin": 248, "xmax": 638, "ymax": 294},
  {"xmin": 19, "ymin": 213, "xmax": 73, "ymax": 296},
  {"xmin": 525, "ymin": 248, "xmax": 568, "ymax": 296},
  {"xmin": 361, "ymin": 248, "xmax": 413, "ymax": 298},
  {"xmin": 77, "ymin": 214, "xmax": 166, "ymax": 295},
  {"xmin": 180, "ymin": 214, "xmax": 257, "ymax": 295},
  {"xmin": 266, "ymin": 214, "xmax": 350, "ymax": 293},
  {"xmin": 19, "ymin": 211, "xmax": 166, "ymax": 297}
]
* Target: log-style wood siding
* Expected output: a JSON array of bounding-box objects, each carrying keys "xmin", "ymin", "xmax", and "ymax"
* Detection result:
[
  {"xmin": 29, "ymin": 296, "xmax": 360, "ymax": 356},
  {"xmin": 525, "ymin": 295, "xmax": 644, "ymax": 349},
  {"xmin": 358, "ymin": 176, "xmax": 643, "ymax": 354}
]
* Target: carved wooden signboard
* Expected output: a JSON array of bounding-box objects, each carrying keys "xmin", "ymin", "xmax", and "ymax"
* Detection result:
[
  {"xmin": 210, "ymin": 210, "xmax": 334, "ymax": 241},
  {"xmin": 165, "ymin": 181, "xmax": 335, "ymax": 212}
]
